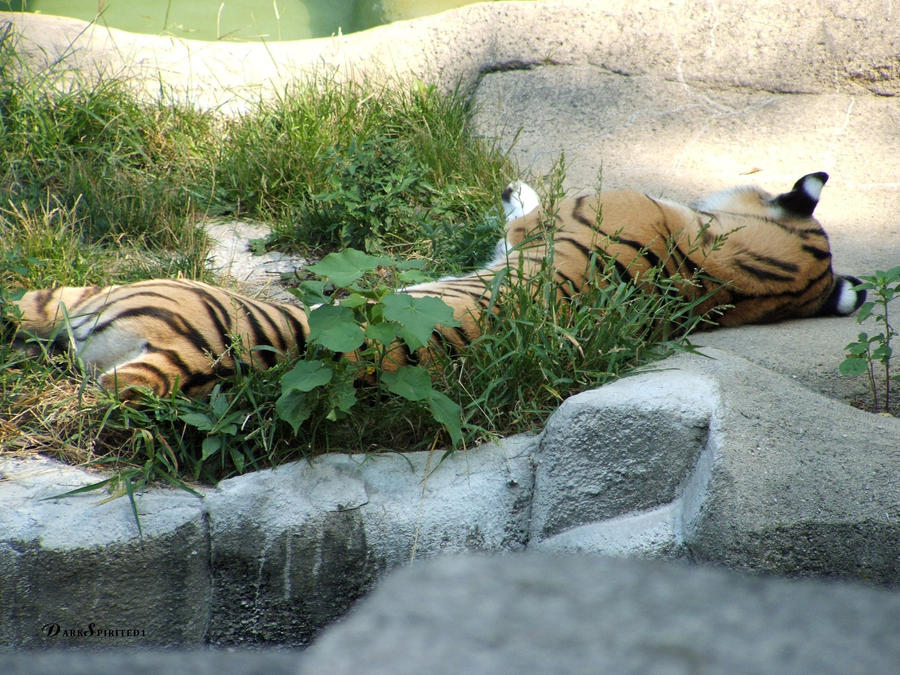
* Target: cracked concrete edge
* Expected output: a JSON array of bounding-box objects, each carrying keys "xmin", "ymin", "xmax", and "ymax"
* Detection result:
[
  {"xmin": 531, "ymin": 347, "xmax": 900, "ymax": 583},
  {"xmin": 532, "ymin": 372, "xmax": 723, "ymax": 559},
  {"xmin": 0, "ymin": 435, "xmax": 540, "ymax": 647},
  {"xmin": 532, "ymin": 501, "xmax": 688, "ymax": 558},
  {"xmin": 669, "ymin": 347, "xmax": 900, "ymax": 583},
  {"xmin": 298, "ymin": 552, "xmax": 900, "ymax": 674},
  {"xmin": 2, "ymin": 0, "xmax": 899, "ymax": 115}
]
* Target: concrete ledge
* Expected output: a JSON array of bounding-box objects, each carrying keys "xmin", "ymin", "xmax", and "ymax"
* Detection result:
[
  {"xmin": 0, "ymin": 456, "xmax": 210, "ymax": 648},
  {"xmin": 531, "ymin": 372, "xmax": 717, "ymax": 539},
  {"xmin": 203, "ymin": 437, "xmax": 535, "ymax": 645},
  {"xmin": 3, "ymin": 553, "xmax": 898, "ymax": 671},
  {"xmin": 534, "ymin": 502, "xmax": 686, "ymax": 559}
]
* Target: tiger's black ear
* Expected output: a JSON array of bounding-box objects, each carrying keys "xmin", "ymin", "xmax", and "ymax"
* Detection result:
[{"xmin": 773, "ymin": 172, "xmax": 828, "ymax": 217}]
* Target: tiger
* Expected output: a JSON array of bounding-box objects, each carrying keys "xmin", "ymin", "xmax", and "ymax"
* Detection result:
[{"xmin": 6, "ymin": 171, "xmax": 864, "ymax": 400}]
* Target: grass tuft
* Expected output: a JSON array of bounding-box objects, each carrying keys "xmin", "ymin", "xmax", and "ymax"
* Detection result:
[
  {"xmin": 214, "ymin": 78, "xmax": 511, "ymax": 270},
  {"xmin": 0, "ymin": 35, "xmax": 710, "ymax": 495}
]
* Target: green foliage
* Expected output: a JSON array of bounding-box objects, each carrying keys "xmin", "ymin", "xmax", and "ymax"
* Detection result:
[
  {"xmin": 0, "ymin": 37, "xmax": 718, "ymax": 501},
  {"xmin": 275, "ymin": 249, "xmax": 463, "ymax": 448},
  {"xmin": 840, "ymin": 266, "xmax": 900, "ymax": 413},
  {"xmin": 0, "ymin": 196, "xmax": 210, "ymax": 289},
  {"xmin": 116, "ymin": 217, "xmax": 716, "ymax": 486},
  {"xmin": 0, "ymin": 31, "xmax": 512, "ymax": 293},
  {"xmin": 441, "ymin": 161, "xmax": 718, "ymax": 440},
  {"xmin": 214, "ymin": 79, "xmax": 511, "ymax": 273},
  {"xmin": 0, "ymin": 28, "xmax": 214, "ymax": 288},
  {"xmin": 2, "ymin": 155, "xmax": 721, "ymax": 496}
]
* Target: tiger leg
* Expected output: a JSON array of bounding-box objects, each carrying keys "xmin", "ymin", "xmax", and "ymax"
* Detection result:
[{"xmin": 96, "ymin": 357, "xmax": 182, "ymax": 400}]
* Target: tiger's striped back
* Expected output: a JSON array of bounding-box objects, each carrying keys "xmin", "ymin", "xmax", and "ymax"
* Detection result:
[
  {"xmin": 8, "ymin": 172, "xmax": 864, "ymax": 399},
  {"xmin": 402, "ymin": 172, "xmax": 863, "ymax": 357},
  {"xmin": 501, "ymin": 175, "xmax": 852, "ymax": 326}
]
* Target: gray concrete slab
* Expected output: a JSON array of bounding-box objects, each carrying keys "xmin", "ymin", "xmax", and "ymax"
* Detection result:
[{"xmin": 300, "ymin": 553, "xmax": 900, "ymax": 675}]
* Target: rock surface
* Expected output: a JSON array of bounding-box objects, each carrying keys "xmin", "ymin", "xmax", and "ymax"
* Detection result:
[
  {"xmin": 5, "ymin": 554, "xmax": 899, "ymax": 673},
  {"xmin": 530, "ymin": 373, "xmax": 716, "ymax": 541},
  {"xmin": 5, "ymin": 0, "xmax": 899, "ymax": 111},
  {"xmin": 2, "ymin": 350, "xmax": 896, "ymax": 650},
  {"xmin": 204, "ymin": 221, "xmax": 308, "ymax": 301},
  {"xmin": 300, "ymin": 553, "xmax": 900, "ymax": 675},
  {"xmin": 203, "ymin": 437, "xmax": 534, "ymax": 646},
  {"xmin": 0, "ymin": 456, "xmax": 211, "ymax": 648},
  {"xmin": 1, "ymin": 0, "xmax": 899, "ymax": 664}
]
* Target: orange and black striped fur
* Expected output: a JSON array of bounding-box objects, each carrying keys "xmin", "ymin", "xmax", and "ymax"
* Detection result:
[
  {"xmin": 8, "ymin": 172, "xmax": 864, "ymax": 399},
  {"xmin": 10, "ymin": 279, "xmax": 311, "ymax": 399}
]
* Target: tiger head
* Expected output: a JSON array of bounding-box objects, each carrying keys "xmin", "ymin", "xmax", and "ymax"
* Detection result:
[{"xmin": 696, "ymin": 171, "xmax": 828, "ymax": 221}]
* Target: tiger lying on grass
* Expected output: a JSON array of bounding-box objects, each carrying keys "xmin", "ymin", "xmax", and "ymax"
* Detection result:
[{"xmin": 8, "ymin": 172, "xmax": 864, "ymax": 400}]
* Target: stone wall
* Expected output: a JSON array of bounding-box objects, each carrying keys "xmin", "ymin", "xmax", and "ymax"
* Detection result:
[{"xmin": 2, "ymin": 350, "xmax": 897, "ymax": 648}]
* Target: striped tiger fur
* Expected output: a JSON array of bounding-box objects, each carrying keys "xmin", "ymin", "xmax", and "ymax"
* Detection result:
[
  {"xmin": 10, "ymin": 279, "xmax": 311, "ymax": 399},
  {"xmin": 7, "ymin": 172, "xmax": 864, "ymax": 399}
]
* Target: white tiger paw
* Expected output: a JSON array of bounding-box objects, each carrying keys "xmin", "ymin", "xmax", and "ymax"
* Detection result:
[{"xmin": 502, "ymin": 181, "xmax": 540, "ymax": 222}]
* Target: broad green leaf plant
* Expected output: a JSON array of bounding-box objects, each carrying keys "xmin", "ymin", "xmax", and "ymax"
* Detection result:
[{"xmin": 276, "ymin": 249, "xmax": 464, "ymax": 446}]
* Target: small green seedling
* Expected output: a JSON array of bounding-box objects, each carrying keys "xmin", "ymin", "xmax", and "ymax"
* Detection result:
[{"xmin": 839, "ymin": 266, "xmax": 900, "ymax": 413}]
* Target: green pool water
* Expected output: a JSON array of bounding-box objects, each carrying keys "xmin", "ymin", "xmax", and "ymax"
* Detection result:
[{"xmin": 0, "ymin": 1, "xmax": 496, "ymax": 41}]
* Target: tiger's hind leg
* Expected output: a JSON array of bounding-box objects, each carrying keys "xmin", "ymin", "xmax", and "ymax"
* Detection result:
[{"xmin": 94, "ymin": 349, "xmax": 214, "ymax": 401}]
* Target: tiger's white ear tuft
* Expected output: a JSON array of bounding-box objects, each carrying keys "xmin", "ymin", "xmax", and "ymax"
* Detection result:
[
  {"xmin": 502, "ymin": 181, "xmax": 540, "ymax": 222},
  {"xmin": 773, "ymin": 171, "xmax": 829, "ymax": 217},
  {"xmin": 800, "ymin": 172, "xmax": 826, "ymax": 202}
]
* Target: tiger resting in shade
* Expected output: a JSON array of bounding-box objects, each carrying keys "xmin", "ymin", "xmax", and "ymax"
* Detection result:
[{"xmin": 8, "ymin": 172, "xmax": 865, "ymax": 400}]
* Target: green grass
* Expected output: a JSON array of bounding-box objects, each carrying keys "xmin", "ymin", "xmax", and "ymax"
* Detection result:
[
  {"xmin": 0, "ymin": 30, "xmax": 513, "ymax": 482},
  {"xmin": 213, "ymin": 78, "xmax": 511, "ymax": 269},
  {"xmin": 0, "ymin": 32, "xmax": 710, "ymax": 494},
  {"xmin": 0, "ymin": 29, "xmax": 511, "ymax": 290},
  {"xmin": 0, "ymin": 26, "xmax": 217, "ymax": 287}
]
